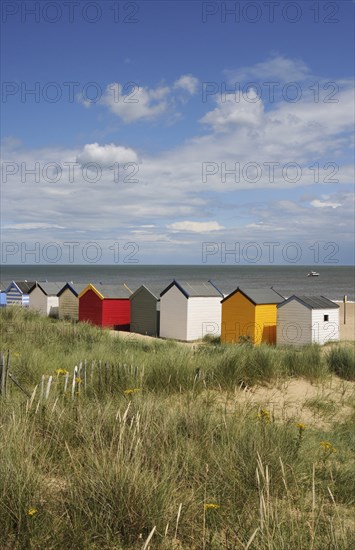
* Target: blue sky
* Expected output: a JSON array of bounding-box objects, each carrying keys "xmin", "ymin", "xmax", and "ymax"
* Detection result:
[{"xmin": 1, "ymin": 0, "xmax": 354, "ymax": 265}]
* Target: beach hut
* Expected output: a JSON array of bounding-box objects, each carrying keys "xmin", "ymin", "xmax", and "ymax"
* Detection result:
[
  {"xmin": 277, "ymin": 295, "xmax": 340, "ymax": 346},
  {"xmin": 221, "ymin": 288, "xmax": 285, "ymax": 345},
  {"xmin": 130, "ymin": 283, "xmax": 168, "ymax": 337},
  {"xmin": 0, "ymin": 281, "xmax": 11, "ymax": 307},
  {"xmin": 78, "ymin": 283, "xmax": 132, "ymax": 329},
  {"xmin": 57, "ymin": 282, "xmax": 88, "ymax": 321},
  {"xmin": 5, "ymin": 281, "xmax": 36, "ymax": 307},
  {"xmin": 159, "ymin": 280, "xmax": 224, "ymax": 341},
  {"xmin": 29, "ymin": 282, "xmax": 66, "ymax": 317},
  {"xmin": 0, "ymin": 292, "xmax": 6, "ymax": 307}
]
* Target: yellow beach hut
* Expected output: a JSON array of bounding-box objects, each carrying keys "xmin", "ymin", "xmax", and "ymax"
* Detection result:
[{"xmin": 221, "ymin": 288, "xmax": 284, "ymax": 345}]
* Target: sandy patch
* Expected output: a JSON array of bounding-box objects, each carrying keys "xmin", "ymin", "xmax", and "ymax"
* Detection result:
[
  {"xmin": 109, "ymin": 330, "xmax": 157, "ymax": 342},
  {"xmin": 219, "ymin": 376, "xmax": 354, "ymax": 429},
  {"xmin": 109, "ymin": 330, "xmax": 199, "ymax": 348}
]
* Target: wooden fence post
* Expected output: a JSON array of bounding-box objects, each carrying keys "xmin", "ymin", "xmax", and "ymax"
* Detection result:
[
  {"xmin": 0, "ymin": 352, "xmax": 7, "ymax": 397},
  {"xmin": 105, "ymin": 361, "xmax": 109, "ymax": 388},
  {"xmin": 98, "ymin": 360, "xmax": 102, "ymax": 390},
  {"xmin": 72, "ymin": 366, "xmax": 78, "ymax": 400},
  {"xmin": 84, "ymin": 359, "xmax": 87, "ymax": 393},
  {"xmin": 4, "ymin": 350, "xmax": 10, "ymax": 396},
  {"xmin": 64, "ymin": 372, "xmax": 69, "ymax": 394},
  {"xmin": 90, "ymin": 360, "xmax": 94, "ymax": 384},
  {"xmin": 8, "ymin": 373, "xmax": 31, "ymax": 398},
  {"xmin": 40, "ymin": 375, "xmax": 45, "ymax": 404}
]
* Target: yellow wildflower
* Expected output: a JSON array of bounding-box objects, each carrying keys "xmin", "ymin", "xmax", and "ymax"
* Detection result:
[
  {"xmin": 55, "ymin": 369, "xmax": 68, "ymax": 376},
  {"xmin": 27, "ymin": 507, "xmax": 38, "ymax": 517},
  {"xmin": 320, "ymin": 441, "xmax": 336, "ymax": 453},
  {"xmin": 296, "ymin": 422, "xmax": 306, "ymax": 431},
  {"xmin": 257, "ymin": 409, "xmax": 271, "ymax": 422},
  {"xmin": 13, "ymin": 352, "xmax": 21, "ymax": 358},
  {"xmin": 75, "ymin": 377, "xmax": 82, "ymax": 384},
  {"xmin": 123, "ymin": 388, "xmax": 141, "ymax": 395},
  {"xmin": 204, "ymin": 503, "xmax": 220, "ymax": 510}
]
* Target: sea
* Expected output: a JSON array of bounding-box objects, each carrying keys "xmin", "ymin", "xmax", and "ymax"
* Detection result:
[{"xmin": 1, "ymin": 265, "xmax": 354, "ymax": 302}]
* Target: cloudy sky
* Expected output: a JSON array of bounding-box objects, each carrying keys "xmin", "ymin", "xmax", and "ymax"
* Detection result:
[{"xmin": 1, "ymin": 1, "xmax": 354, "ymax": 264}]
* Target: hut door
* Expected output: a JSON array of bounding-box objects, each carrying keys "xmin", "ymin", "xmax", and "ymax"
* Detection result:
[{"xmin": 262, "ymin": 325, "xmax": 276, "ymax": 344}]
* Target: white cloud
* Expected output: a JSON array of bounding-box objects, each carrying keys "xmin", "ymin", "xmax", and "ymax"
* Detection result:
[
  {"xmin": 200, "ymin": 89, "xmax": 264, "ymax": 131},
  {"xmin": 246, "ymin": 192, "xmax": 353, "ymax": 238},
  {"xmin": 310, "ymin": 199, "xmax": 342, "ymax": 209},
  {"xmin": 228, "ymin": 55, "xmax": 311, "ymax": 83},
  {"xmin": 100, "ymin": 83, "xmax": 169, "ymax": 122},
  {"xmin": 3, "ymin": 223, "xmax": 65, "ymax": 230},
  {"xmin": 167, "ymin": 221, "xmax": 224, "ymax": 232},
  {"xmin": 173, "ymin": 74, "xmax": 199, "ymax": 94},
  {"xmin": 246, "ymin": 222, "xmax": 285, "ymax": 231},
  {"xmin": 98, "ymin": 75, "xmax": 198, "ymax": 123},
  {"xmin": 76, "ymin": 143, "xmax": 138, "ymax": 166}
]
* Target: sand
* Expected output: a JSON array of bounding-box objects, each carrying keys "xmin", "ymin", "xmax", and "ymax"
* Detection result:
[
  {"xmin": 109, "ymin": 329, "xmax": 198, "ymax": 348},
  {"xmin": 219, "ymin": 375, "xmax": 355, "ymax": 429}
]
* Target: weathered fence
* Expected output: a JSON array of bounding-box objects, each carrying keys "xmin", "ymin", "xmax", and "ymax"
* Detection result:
[
  {"xmin": 1, "ymin": 352, "xmax": 143, "ymax": 410},
  {"xmin": 1, "ymin": 350, "xmax": 31, "ymax": 398},
  {"xmin": 0, "ymin": 351, "xmax": 9, "ymax": 396}
]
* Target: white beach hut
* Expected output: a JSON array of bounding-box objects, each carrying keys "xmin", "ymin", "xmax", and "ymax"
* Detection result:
[
  {"xmin": 276, "ymin": 295, "xmax": 340, "ymax": 346},
  {"xmin": 29, "ymin": 282, "xmax": 66, "ymax": 317},
  {"xmin": 159, "ymin": 280, "xmax": 224, "ymax": 341}
]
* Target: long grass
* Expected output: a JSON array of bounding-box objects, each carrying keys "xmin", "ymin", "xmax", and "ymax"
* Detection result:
[
  {"xmin": 0, "ymin": 308, "xmax": 354, "ymax": 549},
  {"xmin": 326, "ymin": 345, "xmax": 355, "ymax": 381}
]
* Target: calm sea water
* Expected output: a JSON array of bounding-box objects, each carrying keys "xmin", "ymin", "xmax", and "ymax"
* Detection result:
[{"xmin": 1, "ymin": 265, "xmax": 354, "ymax": 301}]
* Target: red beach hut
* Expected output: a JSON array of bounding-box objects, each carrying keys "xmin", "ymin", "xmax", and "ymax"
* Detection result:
[{"xmin": 78, "ymin": 283, "xmax": 133, "ymax": 330}]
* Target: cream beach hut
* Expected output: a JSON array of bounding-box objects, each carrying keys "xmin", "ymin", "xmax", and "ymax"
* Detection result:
[
  {"xmin": 159, "ymin": 280, "xmax": 224, "ymax": 341},
  {"xmin": 29, "ymin": 282, "xmax": 66, "ymax": 317},
  {"xmin": 276, "ymin": 295, "xmax": 340, "ymax": 346}
]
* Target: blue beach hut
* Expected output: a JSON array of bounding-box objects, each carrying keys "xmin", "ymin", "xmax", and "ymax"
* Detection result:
[
  {"xmin": 5, "ymin": 281, "xmax": 36, "ymax": 307},
  {"xmin": 0, "ymin": 283, "xmax": 8, "ymax": 307}
]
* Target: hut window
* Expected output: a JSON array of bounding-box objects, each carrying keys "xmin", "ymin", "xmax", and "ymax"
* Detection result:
[{"xmin": 324, "ymin": 314, "xmax": 329, "ymax": 322}]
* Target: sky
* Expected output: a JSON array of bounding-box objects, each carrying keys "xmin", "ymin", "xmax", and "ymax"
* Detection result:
[{"xmin": 1, "ymin": 0, "xmax": 354, "ymax": 265}]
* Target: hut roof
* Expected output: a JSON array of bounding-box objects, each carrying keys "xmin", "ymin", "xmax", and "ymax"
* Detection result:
[
  {"xmin": 222, "ymin": 287, "xmax": 285, "ymax": 305},
  {"xmin": 278, "ymin": 295, "xmax": 339, "ymax": 310},
  {"xmin": 57, "ymin": 282, "xmax": 89, "ymax": 297},
  {"xmin": 7, "ymin": 281, "xmax": 36, "ymax": 294},
  {"xmin": 160, "ymin": 280, "xmax": 224, "ymax": 299},
  {"xmin": 80, "ymin": 283, "xmax": 133, "ymax": 300},
  {"xmin": 0, "ymin": 281, "xmax": 11, "ymax": 292},
  {"xmin": 130, "ymin": 283, "xmax": 171, "ymax": 300},
  {"xmin": 35, "ymin": 282, "xmax": 67, "ymax": 296}
]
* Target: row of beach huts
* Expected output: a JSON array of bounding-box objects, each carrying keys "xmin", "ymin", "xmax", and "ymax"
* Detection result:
[{"xmin": 0, "ymin": 280, "xmax": 340, "ymax": 346}]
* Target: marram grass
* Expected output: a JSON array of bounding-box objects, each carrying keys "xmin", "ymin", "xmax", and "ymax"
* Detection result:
[{"xmin": 0, "ymin": 308, "xmax": 354, "ymax": 549}]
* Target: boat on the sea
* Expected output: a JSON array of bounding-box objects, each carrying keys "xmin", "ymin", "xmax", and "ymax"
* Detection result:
[{"xmin": 307, "ymin": 271, "xmax": 319, "ymax": 277}]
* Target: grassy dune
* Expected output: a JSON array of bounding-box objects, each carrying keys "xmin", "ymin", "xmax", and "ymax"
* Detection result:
[{"xmin": 0, "ymin": 308, "xmax": 354, "ymax": 549}]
